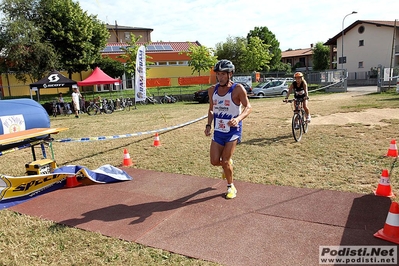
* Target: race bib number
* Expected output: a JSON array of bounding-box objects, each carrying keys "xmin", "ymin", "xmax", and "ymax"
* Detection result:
[{"xmin": 215, "ymin": 118, "xmax": 230, "ymax": 133}]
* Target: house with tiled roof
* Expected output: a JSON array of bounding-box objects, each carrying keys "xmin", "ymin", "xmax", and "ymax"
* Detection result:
[
  {"xmin": 281, "ymin": 45, "xmax": 314, "ymax": 72},
  {"xmin": 324, "ymin": 20, "xmax": 398, "ymax": 76}
]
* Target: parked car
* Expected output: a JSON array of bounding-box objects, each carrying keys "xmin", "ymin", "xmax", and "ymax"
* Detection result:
[
  {"xmin": 193, "ymin": 82, "xmax": 253, "ymax": 103},
  {"xmin": 252, "ymin": 79, "xmax": 291, "ymax": 97}
]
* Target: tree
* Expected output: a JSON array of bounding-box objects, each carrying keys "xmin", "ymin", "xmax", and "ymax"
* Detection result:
[
  {"xmin": 312, "ymin": 42, "xmax": 330, "ymax": 71},
  {"xmin": 37, "ymin": 0, "xmax": 109, "ymax": 77},
  {"xmin": 214, "ymin": 36, "xmax": 247, "ymax": 73},
  {"xmin": 0, "ymin": 0, "xmax": 110, "ymax": 83},
  {"xmin": 179, "ymin": 43, "xmax": 217, "ymax": 76},
  {"xmin": 92, "ymin": 56, "xmax": 125, "ymax": 79},
  {"xmin": 239, "ymin": 36, "xmax": 271, "ymax": 73},
  {"xmin": 117, "ymin": 34, "xmax": 153, "ymax": 76},
  {"xmin": 0, "ymin": 0, "xmax": 59, "ymax": 83},
  {"xmin": 247, "ymin": 26, "xmax": 282, "ymax": 71}
]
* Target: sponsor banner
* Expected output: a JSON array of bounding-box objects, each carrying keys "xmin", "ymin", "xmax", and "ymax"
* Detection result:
[
  {"xmin": 135, "ymin": 45, "xmax": 146, "ymax": 102},
  {"xmin": 0, "ymin": 173, "xmax": 67, "ymax": 201},
  {"xmin": 1, "ymin": 115, "xmax": 26, "ymax": 134},
  {"xmin": 0, "ymin": 164, "xmax": 132, "ymax": 202},
  {"xmin": 319, "ymin": 246, "xmax": 397, "ymax": 265}
]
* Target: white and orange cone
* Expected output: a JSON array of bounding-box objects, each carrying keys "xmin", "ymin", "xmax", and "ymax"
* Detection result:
[
  {"xmin": 374, "ymin": 169, "xmax": 395, "ymax": 197},
  {"xmin": 153, "ymin": 133, "xmax": 161, "ymax": 147},
  {"xmin": 386, "ymin": 139, "xmax": 398, "ymax": 157},
  {"xmin": 374, "ymin": 201, "xmax": 399, "ymax": 244},
  {"xmin": 122, "ymin": 148, "xmax": 133, "ymax": 166}
]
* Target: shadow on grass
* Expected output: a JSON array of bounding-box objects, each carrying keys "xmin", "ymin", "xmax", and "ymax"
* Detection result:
[{"xmin": 241, "ymin": 134, "xmax": 294, "ymax": 146}]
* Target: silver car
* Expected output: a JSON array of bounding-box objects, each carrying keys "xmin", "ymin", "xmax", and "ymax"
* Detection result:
[{"xmin": 252, "ymin": 79, "xmax": 291, "ymax": 97}]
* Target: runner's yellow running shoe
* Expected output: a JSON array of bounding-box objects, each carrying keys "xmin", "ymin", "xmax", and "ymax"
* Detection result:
[
  {"xmin": 226, "ymin": 184, "xmax": 237, "ymax": 199},
  {"xmin": 221, "ymin": 159, "xmax": 233, "ymax": 179}
]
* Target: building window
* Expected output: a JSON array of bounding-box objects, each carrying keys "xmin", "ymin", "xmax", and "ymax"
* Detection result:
[
  {"xmin": 359, "ymin": 40, "xmax": 364, "ymax": 46},
  {"xmin": 358, "ymin": 25, "xmax": 365, "ymax": 34},
  {"xmin": 299, "ymin": 57, "xmax": 306, "ymax": 67},
  {"xmin": 151, "ymin": 61, "xmax": 189, "ymax": 67},
  {"xmin": 358, "ymin": 61, "xmax": 364, "ymax": 68}
]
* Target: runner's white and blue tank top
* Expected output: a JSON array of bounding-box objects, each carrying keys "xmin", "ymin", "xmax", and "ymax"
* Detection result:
[{"xmin": 212, "ymin": 83, "xmax": 242, "ymax": 144}]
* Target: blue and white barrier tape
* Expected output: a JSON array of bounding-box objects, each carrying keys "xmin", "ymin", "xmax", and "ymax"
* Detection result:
[{"xmin": 55, "ymin": 115, "xmax": 207, "ymax": 143}]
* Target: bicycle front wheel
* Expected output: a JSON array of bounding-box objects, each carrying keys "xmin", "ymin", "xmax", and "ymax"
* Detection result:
[
  {"xmin": 104, "ymin": 106, "xmax": 113, "ymax": 114},
  {"xmin": 292, "ymin": 113, "xmax": 303, "ymax": 142}
]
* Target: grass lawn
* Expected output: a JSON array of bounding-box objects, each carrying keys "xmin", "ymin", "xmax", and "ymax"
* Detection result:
[{"xmin": 1, "ymin": 88, "xmax": 399, "ymax": 265}]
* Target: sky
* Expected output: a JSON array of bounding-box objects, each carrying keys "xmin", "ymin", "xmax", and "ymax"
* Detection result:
[{"xmin": 78, "ymin": 0, "xmax": 399, "ymax": 51}]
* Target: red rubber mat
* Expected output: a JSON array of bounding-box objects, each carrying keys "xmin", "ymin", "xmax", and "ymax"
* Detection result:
[{"xmin": 9, "ymin": 168, "xmax": 395, "ymax": 265}]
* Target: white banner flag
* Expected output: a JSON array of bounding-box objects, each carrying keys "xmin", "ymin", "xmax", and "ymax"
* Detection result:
[{"xmin": 135, "ymin": 45, "xmax": 146, "ymax": 102}]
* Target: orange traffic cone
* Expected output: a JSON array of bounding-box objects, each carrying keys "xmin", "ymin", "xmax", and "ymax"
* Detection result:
[
  {"xmin": 153, "ymin": 132, "xmax": 161, "ymax": 147},
  {"xmin": 386, "ymin": 139, "xmax": 398, "ymax": 157},
  {"xmin": 374, "ymin": 169, "xmax": 395, "ymax": 197},
  {"xmin": 122, "ymin": 148, "xmax": 133, "ymax": 166},
  {"xmin": 65, "ymin": 175, "xmax": 82, "ymax": 188},
  {"xmin": 374, "ymin": 201, "xmax": 399, "ymax": 244}
]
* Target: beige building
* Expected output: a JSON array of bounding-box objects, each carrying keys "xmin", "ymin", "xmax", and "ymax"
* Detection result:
[
  {"xmin": 324, "ymin": 20, "xmax": 398, "ymax": 73},
  {"xmin": 106, "ymin": 23, "xmax": 153, "ymax": 43}
]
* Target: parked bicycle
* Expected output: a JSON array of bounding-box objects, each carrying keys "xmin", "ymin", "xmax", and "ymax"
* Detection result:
[
  {"xmin": 160, "ymin": 93, "xmax": 178, "ymax": 104},
  {"xmin": 86, "ymin": 97, "xmax": 113, "ymax": 115},
  {"xmin": 284, "ymin": 97, "xmax": 309, "ymax": 142},
  {"xmin": 114, "ymin": 97, "xmax": 133, "ymax": 111},
  {"xmin": 138, "ymin": 94, "xmax": 158, "ymax": 105}
]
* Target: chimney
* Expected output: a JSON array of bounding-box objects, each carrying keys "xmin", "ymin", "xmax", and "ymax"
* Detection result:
[{"xmin": 310, "ymin": 43, "xmax": 313, "ymax": 48}]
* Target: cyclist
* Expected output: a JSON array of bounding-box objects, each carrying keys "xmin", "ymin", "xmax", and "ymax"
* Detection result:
[
  {"xmin": 204, "ymin": 59, "xmax": 252, "ymax": 199},
  {"xmin": 284, "ymin": 72, "xmax": 310, "ymax": 122}
]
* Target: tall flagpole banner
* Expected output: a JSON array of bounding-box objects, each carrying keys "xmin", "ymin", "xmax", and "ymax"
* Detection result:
[{"xmin": 135, "ymin": 45, "xmax": 146, "ymax": 102}]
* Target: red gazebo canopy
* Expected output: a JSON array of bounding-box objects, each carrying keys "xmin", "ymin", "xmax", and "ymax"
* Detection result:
[{"xmin": 77, "ymin": 67, "xmax": 121, "ymax": 86}]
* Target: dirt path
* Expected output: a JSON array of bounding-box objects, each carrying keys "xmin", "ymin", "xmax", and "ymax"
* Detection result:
[
  {"xmin": 311, "ymin": 108, "xmax": 399, "ymax": 126},
  {"xmin": 310, "ymin": 88, "xmax": 398, "ymax": 126}
]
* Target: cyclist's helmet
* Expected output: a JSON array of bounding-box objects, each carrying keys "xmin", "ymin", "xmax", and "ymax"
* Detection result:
[
  {"xmin": 214, "ymin": 59, "xmax": 235, "ymax": 73},
  {"xmin": 294, "ymin": 72, "xmax": 303, "ymax": 78}
]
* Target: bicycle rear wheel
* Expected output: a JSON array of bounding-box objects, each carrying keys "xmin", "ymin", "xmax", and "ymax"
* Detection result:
[
  {"xmin": 301, "ymin": 110, "xmax": 309, "ymax": 133},
  {"xmin": 292, "ymin": 113, "xmax": 303, "ymax": 142},
  {"xmin": 87, "ymin": 106, "xmax": 95, "ymax": 116},
  {"xmin": 160, "ymin": 97, "xmax": 167, "ymax": 104}
]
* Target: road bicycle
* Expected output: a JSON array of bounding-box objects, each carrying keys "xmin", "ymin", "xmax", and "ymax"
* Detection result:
[
  {"xmin": 284, "ymin": 97, "xmax": 309, "ymax": 142},
  {"xmin": 160, "ymin": 93, "xmax": 178, "ymax": 104}
]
